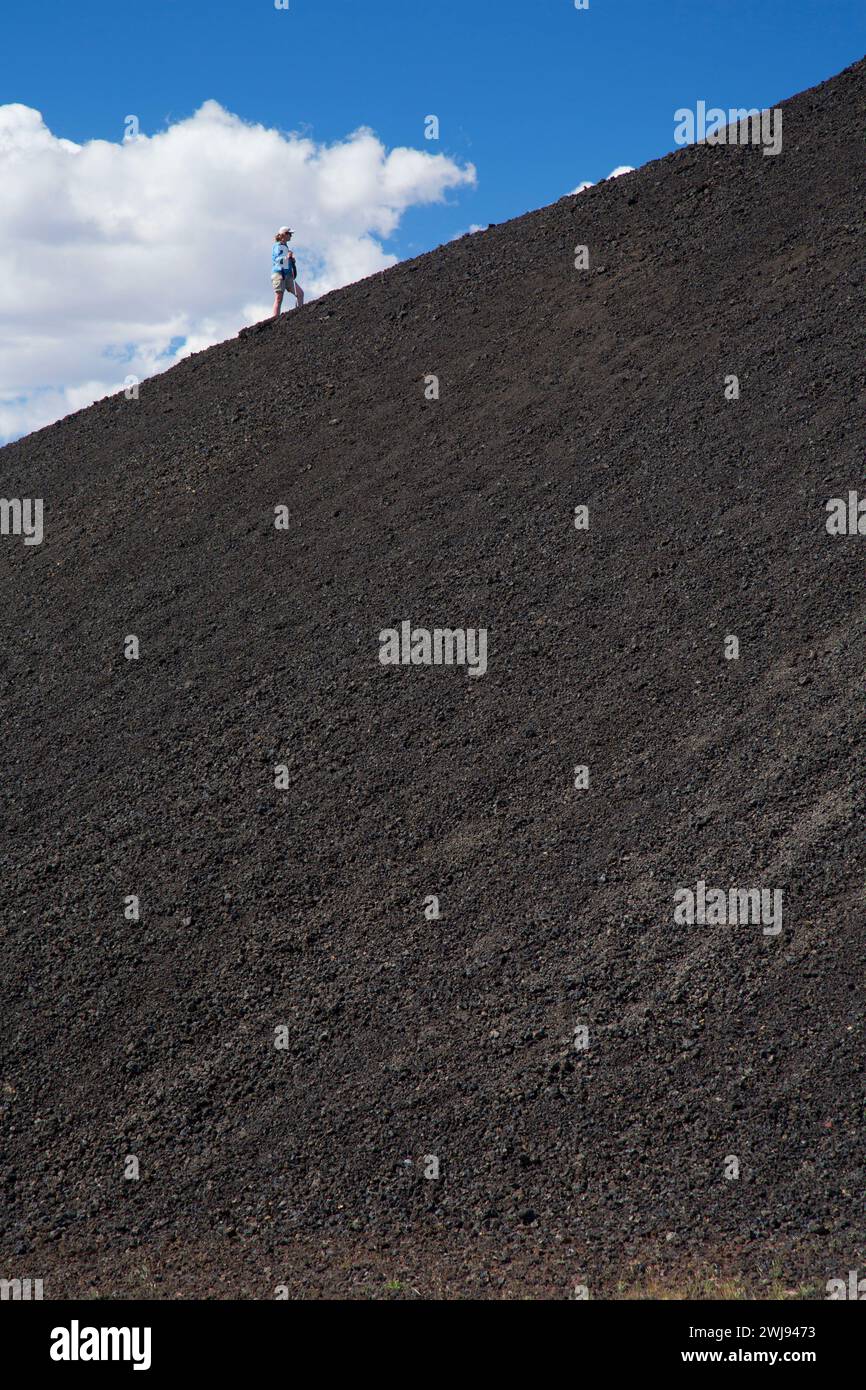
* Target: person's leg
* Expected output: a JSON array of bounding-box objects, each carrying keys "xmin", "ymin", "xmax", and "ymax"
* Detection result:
[
  {"xmin": 272, "ymin": 289, "xmax": 284, "ymax": 318},
  {"xmin": 287, "ymin": 278, "xmax": 304, "ymax": 307}
]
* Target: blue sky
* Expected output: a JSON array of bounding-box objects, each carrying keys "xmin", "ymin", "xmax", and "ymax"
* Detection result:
[
  {"xmin": 3, "ymin": 0, "xmax": 864, "ymax": 256},
  {"xmin": 0, "ymin": 0, "xmax": 863, "ymax": 442}
]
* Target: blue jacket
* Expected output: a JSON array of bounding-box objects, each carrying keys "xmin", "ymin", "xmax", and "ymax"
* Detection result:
[{"xmin": 272, "ymin": 242, "xmax": 296, "ymax": 276}]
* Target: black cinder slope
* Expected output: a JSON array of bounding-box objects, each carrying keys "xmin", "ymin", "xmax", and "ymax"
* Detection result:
[{"xmin": 1, "ymin": 57, "xmax": 865, "ymax": 1298}]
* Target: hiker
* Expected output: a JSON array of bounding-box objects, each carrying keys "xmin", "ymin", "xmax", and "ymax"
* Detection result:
[{"xmin": 272, "ymin": 226, "xmax": 304, "ymax": 317}]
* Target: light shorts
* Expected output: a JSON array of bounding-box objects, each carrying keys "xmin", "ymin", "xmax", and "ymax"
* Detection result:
[{"xmin": 271, "ymin": 272, "xmax": 295, "ymax": 291}]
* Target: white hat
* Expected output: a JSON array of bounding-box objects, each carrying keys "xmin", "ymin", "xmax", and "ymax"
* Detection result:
[{"xmin": 277, "ymin": 226, "xmax": 293, "ymax": 236}]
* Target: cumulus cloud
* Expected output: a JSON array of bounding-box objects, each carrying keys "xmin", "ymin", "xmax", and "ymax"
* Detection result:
[
  {"xmin": 571, "ymin": 164, "xmax": 635, "ymax": 195},
  {"xmin": 0, "ymin": 101, "xmax": 476, "ymax": 442},
  {"xmin": 448, "ymin": 222, "xmax": 487, "ymax": 241}
]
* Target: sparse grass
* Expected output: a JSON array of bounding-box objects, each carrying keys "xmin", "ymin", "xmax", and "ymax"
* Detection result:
[{"xmin": 613, "ymin": 1267, "xmax": 824, "ymax": 1300}]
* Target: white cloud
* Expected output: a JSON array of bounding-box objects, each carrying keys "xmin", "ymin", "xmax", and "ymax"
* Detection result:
[
  {"xmin": 448, "ymin": 222, "xmax": 487, "ymax": 241},
  {"xmin": 570, "ymin": 164, "xmax": 635, "ymax": 195},
  {"xmin": 0, "ymin": 102, "xmax": 476, "ymax": 442}
]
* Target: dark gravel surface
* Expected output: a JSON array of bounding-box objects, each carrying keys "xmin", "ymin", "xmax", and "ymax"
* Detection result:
[{"xmin": 1, "ymin": 57, "xmax": 865, "ymax": 1300}]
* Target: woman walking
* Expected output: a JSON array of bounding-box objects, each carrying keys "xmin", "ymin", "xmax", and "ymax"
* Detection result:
[{"xmin": 271, "ymin": 226, "xmax": 305, "ymax": 317}]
